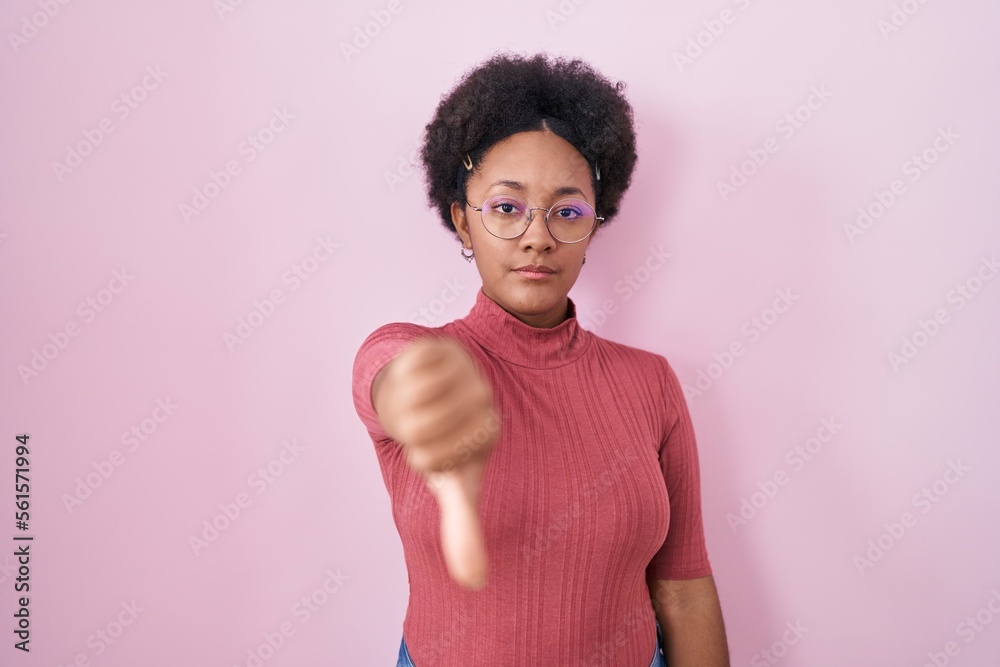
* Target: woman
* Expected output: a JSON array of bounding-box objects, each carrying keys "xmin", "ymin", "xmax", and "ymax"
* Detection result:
[{"xmin": 352, "ymin": 52, "xmax": 729, "ymax": 666}]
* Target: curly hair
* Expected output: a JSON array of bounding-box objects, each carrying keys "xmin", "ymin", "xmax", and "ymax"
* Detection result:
[{"xmin": 420, "ymin": 52, "xmax": 638, "ymax": 238}]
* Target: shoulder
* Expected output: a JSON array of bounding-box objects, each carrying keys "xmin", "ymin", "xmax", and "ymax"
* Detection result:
[
  {"xmin": 587, "ymin": 330, "xmax": 672, "ymax": 371},
  {"xmin": 353, "ymin": 321, "xmax": 439, "ymax": 369},
  {"xmin": 586, "ymin": 331, "xmax": 683, "ymax": 395},
  {"xmin": 352, "ymin": 319, "xmax": 473, "ymax": 372},
  {"xmin": 356, "ymin": 321, "xmax": 434, "ymax": 350}
]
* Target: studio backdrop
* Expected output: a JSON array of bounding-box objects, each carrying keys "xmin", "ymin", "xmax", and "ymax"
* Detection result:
[{"xmin": 1, "ymin": 0, "xmax": 998, "ymax": 665}]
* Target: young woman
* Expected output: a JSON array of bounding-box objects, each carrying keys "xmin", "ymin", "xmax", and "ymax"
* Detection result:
[{"xmin": 352, "ymin": 52, "xmax": 729, "ymax": 666}]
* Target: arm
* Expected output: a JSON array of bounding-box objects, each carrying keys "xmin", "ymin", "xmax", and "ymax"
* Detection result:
[
  {"xmin": 647, "ymin": 574, "xmax": 730, "ymax": 666},
  {"xmin": 646, "ymin": 357, "xmax": 728, "ymax": 662},
  {"xmin": 366, "ymin": 336, "xmax": 496, "ymax": 589}
]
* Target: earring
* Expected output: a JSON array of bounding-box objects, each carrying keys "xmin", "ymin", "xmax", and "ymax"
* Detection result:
[
  {"xmin": 582, "ymin": 255, "xmax": 587, "ymax": 266},
  {"xmin": 461, "ymin": 246, "xmax": 474, "ymax": 262}
]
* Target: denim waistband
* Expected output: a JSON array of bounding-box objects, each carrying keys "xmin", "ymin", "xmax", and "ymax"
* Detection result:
[{"xmin": 396, "ymin": 618, "xmax": 667, "ymax": 666}]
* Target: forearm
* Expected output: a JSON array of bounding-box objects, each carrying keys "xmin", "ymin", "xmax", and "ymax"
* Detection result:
[{"xmin": 649, "ymin": 576, "xmax": 730, "ymax": 666}]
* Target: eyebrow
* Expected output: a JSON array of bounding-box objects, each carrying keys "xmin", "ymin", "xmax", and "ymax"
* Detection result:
[{"xmin": 486, "ymin": 179, "xmax": 586, "ymax": 198}]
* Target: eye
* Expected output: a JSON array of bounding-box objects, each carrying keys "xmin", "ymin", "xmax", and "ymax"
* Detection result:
[
  {"xmin": 489, "ymin": 197, "xmax": 525, "ymax": 216},
  {"xmin": 553, "ymin": 203, "xmax": 585, "ymax": 220}
]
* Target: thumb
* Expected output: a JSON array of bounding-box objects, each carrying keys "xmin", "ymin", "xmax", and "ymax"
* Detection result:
[{"xmin": 425, "ymin": 459, "xmax": 488, "ymax": 590}]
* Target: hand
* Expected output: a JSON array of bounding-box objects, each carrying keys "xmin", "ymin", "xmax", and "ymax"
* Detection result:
[{"xmin": 377, "ymin": 336, "xmax": 500, "ymax": 589}]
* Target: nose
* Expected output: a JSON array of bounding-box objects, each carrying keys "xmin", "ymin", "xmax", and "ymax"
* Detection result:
[{"xmin": 522, "ymin": 207, "xmax": 557, "ymax": 248}]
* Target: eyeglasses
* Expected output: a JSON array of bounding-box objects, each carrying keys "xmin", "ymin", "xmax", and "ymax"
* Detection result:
[{"xmin": 466, "ymin": 194, "xmax": 603, "ymax": 244}]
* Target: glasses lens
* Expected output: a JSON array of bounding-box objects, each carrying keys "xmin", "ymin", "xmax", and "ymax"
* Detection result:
[
  {"xmin": 479, "ymin": 196, "xmax": 597, "ymax": 242},
  {"xmin": 481, "ymin": 195, "xmax": 529, "ymax": 239},
  {"xmin": 547, "ymin": 199, "xmax": 596, "ymax": 243}
]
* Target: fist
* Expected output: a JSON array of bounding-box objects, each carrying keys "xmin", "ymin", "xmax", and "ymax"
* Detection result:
[{"xmin": 376, "ymin": 336, "xmax": 500, "ymax": 589}]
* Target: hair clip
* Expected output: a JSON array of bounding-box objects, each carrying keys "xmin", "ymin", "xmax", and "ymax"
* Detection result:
[
  {"xmin": 595, "ymin": 163, "xmax": 601, "ymax": 181},
  {"xmin": 463, "ymin": 153, "xmax": 473, "ymax": 171}
]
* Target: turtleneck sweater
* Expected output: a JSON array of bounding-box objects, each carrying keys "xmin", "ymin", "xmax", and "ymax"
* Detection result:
[{"xmin": 352, "ymin": 287, "xmax": 712, "ymax": 666}]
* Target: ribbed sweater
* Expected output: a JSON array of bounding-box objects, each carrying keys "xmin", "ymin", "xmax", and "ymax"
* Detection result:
[{"xmin": 351, "ymin": 287, "xmax": 712, "ymax": 666}]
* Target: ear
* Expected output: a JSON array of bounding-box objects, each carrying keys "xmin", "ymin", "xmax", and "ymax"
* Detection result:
[{"xmin": 451, "ymin": 201, "xmax": 472, "ymax": 246}]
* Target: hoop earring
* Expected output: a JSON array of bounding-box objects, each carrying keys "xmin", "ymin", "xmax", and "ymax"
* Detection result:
[{"xmin": 461, "ymin": 246, "xmax": 474, "ymax": 262}]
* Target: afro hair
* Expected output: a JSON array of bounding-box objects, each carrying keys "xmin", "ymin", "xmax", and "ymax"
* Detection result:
[{"xmin": 419, "ymin": 52, "xmax": 638, "ymax": 238}]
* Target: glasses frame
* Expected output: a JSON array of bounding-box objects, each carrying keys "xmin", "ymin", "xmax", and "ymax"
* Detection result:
[{"xmin": 466, "ymin": 194, "xmax": 604, "ymax": 245}]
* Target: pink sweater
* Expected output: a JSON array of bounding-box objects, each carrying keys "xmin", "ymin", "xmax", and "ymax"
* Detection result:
[{"xmin": 352, "ymin": 287, "xmax": 712, "ymax": 666}]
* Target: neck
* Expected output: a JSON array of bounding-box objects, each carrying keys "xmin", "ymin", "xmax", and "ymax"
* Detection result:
[
  {"xmin": 455, "ymin": 287, "xmax": 590, "ymax": 369},
  {"xmin": 483, "ymin": 287, "xmax": 569, "ymax": 329}
]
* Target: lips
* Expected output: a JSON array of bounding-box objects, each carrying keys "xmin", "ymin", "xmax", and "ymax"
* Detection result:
[{"xmin": 514, "ymin": 265, "xmax": 555, "ymax": 273}]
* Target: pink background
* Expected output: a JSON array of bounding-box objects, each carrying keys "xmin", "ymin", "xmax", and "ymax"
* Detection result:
[{"xmin": 2, "ymin": 1, "xmax": 999, "ymax": 665}]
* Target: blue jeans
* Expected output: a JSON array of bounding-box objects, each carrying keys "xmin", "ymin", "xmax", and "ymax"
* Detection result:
[{"xmin": 396, "ymin": 619, "xmax": 667, "ymax": 666}]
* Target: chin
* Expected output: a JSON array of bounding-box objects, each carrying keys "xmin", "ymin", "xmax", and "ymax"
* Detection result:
[{"xmin": 504, "ymin": 278, "xmax": 564, "ymax": 307}]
